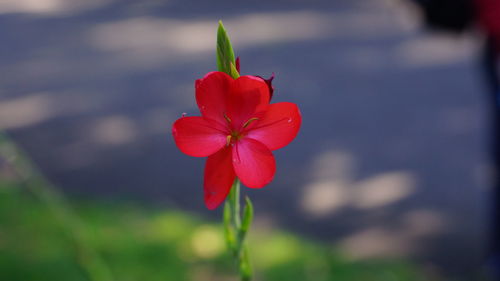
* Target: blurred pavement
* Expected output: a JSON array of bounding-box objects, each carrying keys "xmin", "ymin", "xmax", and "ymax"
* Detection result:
[{"xmin": 0, "ymin": 0, "xmax": 490, "ymax": 278}]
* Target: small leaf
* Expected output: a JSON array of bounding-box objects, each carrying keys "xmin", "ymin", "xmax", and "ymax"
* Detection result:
[
  {"xmin": 216, "ymin": 20, "xmax": 236, "ymax": 75},
  {"xmin": 241, "ymin": 196, "xmax": 253, "ymax": 234}
]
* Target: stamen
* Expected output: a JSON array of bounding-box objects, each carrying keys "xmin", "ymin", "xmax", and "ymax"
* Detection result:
[
  {"xmin": 226, "ymin": 135, "xmax": 232, "ymax": 146},
  {"xmin": 223, "ymin": 113, "xmax": 232, "ymax": 123},
  {"xmin": 242, "ymin": 117, "xmax": 259, "ymax": 129},
  {"xmin": 249, "ymin": 117, "xmax": 288, "ymax": 131}
]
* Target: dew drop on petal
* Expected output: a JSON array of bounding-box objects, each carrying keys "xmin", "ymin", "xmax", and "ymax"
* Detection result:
[
  {"xmin": 287, "ymin": 118, "xmax": 292, "ymax": 123},
  {"xmin": 201, "ymin": 106, "xmax": 206, "ymax": 111}
]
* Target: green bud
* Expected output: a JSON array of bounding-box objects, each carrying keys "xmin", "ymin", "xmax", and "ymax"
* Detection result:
[
  {"xmin": 241, "ymin": 196, "xmax": 253, "ymax": 234},
  {"xmin": 216, "ymin": 20, "xmax": 236, "ymax": 75}
]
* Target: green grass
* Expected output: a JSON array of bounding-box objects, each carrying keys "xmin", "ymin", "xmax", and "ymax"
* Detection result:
[{"xmin": 0, "ymin": 179, "xmax": 432, "ymax": 281}]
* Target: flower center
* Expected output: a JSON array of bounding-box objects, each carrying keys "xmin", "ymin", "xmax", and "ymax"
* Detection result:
[
  {"xmin": 226, "ymin": 130, "xmax": 242, "ymax": 146},
  {"xmin": 223, "ymin": 113, "xmax": 259, "ymax": 146}
]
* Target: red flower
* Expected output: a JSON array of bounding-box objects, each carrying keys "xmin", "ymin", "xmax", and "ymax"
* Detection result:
[{"xmin": 172, "ymin": 71, "xmax": 301, "ymax": 209}]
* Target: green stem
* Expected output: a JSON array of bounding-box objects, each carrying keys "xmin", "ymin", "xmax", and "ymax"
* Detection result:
[
  {"xmin": 0, "ymin": 133, "xmax": 114, "ymax": 281},
  {"xmin": 229, "ymin": 179, "xmax": 241, "ymax": 229},
  {"xmin": 225, "ymin": 178, "xmax": 252, "ymax": 281}
]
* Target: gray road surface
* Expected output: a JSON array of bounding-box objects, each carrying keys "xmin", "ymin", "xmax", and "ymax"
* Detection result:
[{"xmin": 0, "ymin": 0, "xmax": 491, "ymax": 278}]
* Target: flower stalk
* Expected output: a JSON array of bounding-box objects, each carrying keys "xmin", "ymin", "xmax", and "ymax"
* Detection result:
[
  {"xmin": 217, "ymin": 21, "xmax": 254, "ymax": 281},
  {"xmin": 225, "ymin": 179, "xmax": 253, "ymax": 281}
]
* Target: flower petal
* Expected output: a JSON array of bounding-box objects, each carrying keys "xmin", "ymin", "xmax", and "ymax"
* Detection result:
[
  {"xmin": 172, "ymin": 116, "xmax": 227, "ymax": 157},
  {"xmin": 232, "ymin": 138, "xmax": 276, "ymax": 188},
  {"xmin": 245, "ymin": 102, "xmax": 301, "ymax": 151},
  {"xmin": 195, "ymin": 71, "xmax": 232, "ymax": 124},
  {"xmin": 204, "ymin": 147, "xmax": 235, "ymax": 210},
  {"xmin": 226, "ymin": 76, "xmax": 270, "ymax": 129}
]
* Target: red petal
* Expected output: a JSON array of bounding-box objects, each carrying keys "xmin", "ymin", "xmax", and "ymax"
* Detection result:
[
  {"xmin": 172, "ymin": 116, "xmax": 227, "ymax": 157},
  {"xmin": 226, "ymin": 76, "xmax": 270, "ymax": 129},
  {"xmin": 245, "ymin": 102, "xmax": 301, "ymax": 151},
  {"xmin": 232, "ymin": 138, "xmax": 276, "ymax": 188},
  {"xmin": 204, "ymin": 147, "xmax": 235, "ymax": 210},
  {"xmin": 196, "ymin": 71, "xmax": 232, "ymax": 124}
]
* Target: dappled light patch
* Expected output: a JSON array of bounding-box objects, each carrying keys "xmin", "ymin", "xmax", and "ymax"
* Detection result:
[
  {"xmin": 150, "ymin": 212, "xmax": 196, "ymax": 242},
  {"xmin": 394, "ymin": 34, "xmax": 479, "ymax": 68},
  {"xmin": 339, "ymin": 209, "xmax": 446, "ymax": 260},
  {"xmin": 353, "ymin": 172, "xmax": 415, "ymax": 209},
  {"xmin": 0, "ymin": 94, "xmax": 55, "ymax": 129},
  {"xmin": 339, "ymin": 227, "xmax": 415, "ymax": 259},
  {"xmin": 302, "ymin": 181, "xmax": 350, "ymax": 216},
  {"xmin": 190, "ymin": 225, "xmax": 224, "ymax": 259},
  {"xmin": 301, "ymin": 149, "xmax": 416, "ymax": 216},
  {"xmin": 252, "ymin": 234, "xmax": 302, "ymax": 268},
  {"xmin": 90, "ymin": 115, "xmax": 138, "ymax": 146},
  {"xmin": 0, "ymin": 0, "xmax": 114, "ymax": 16}
]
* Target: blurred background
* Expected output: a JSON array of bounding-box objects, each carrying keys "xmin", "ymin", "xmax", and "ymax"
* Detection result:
[{"xmin": 0, "ymin": 0, "xmax": 497, "ymax": 280}]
